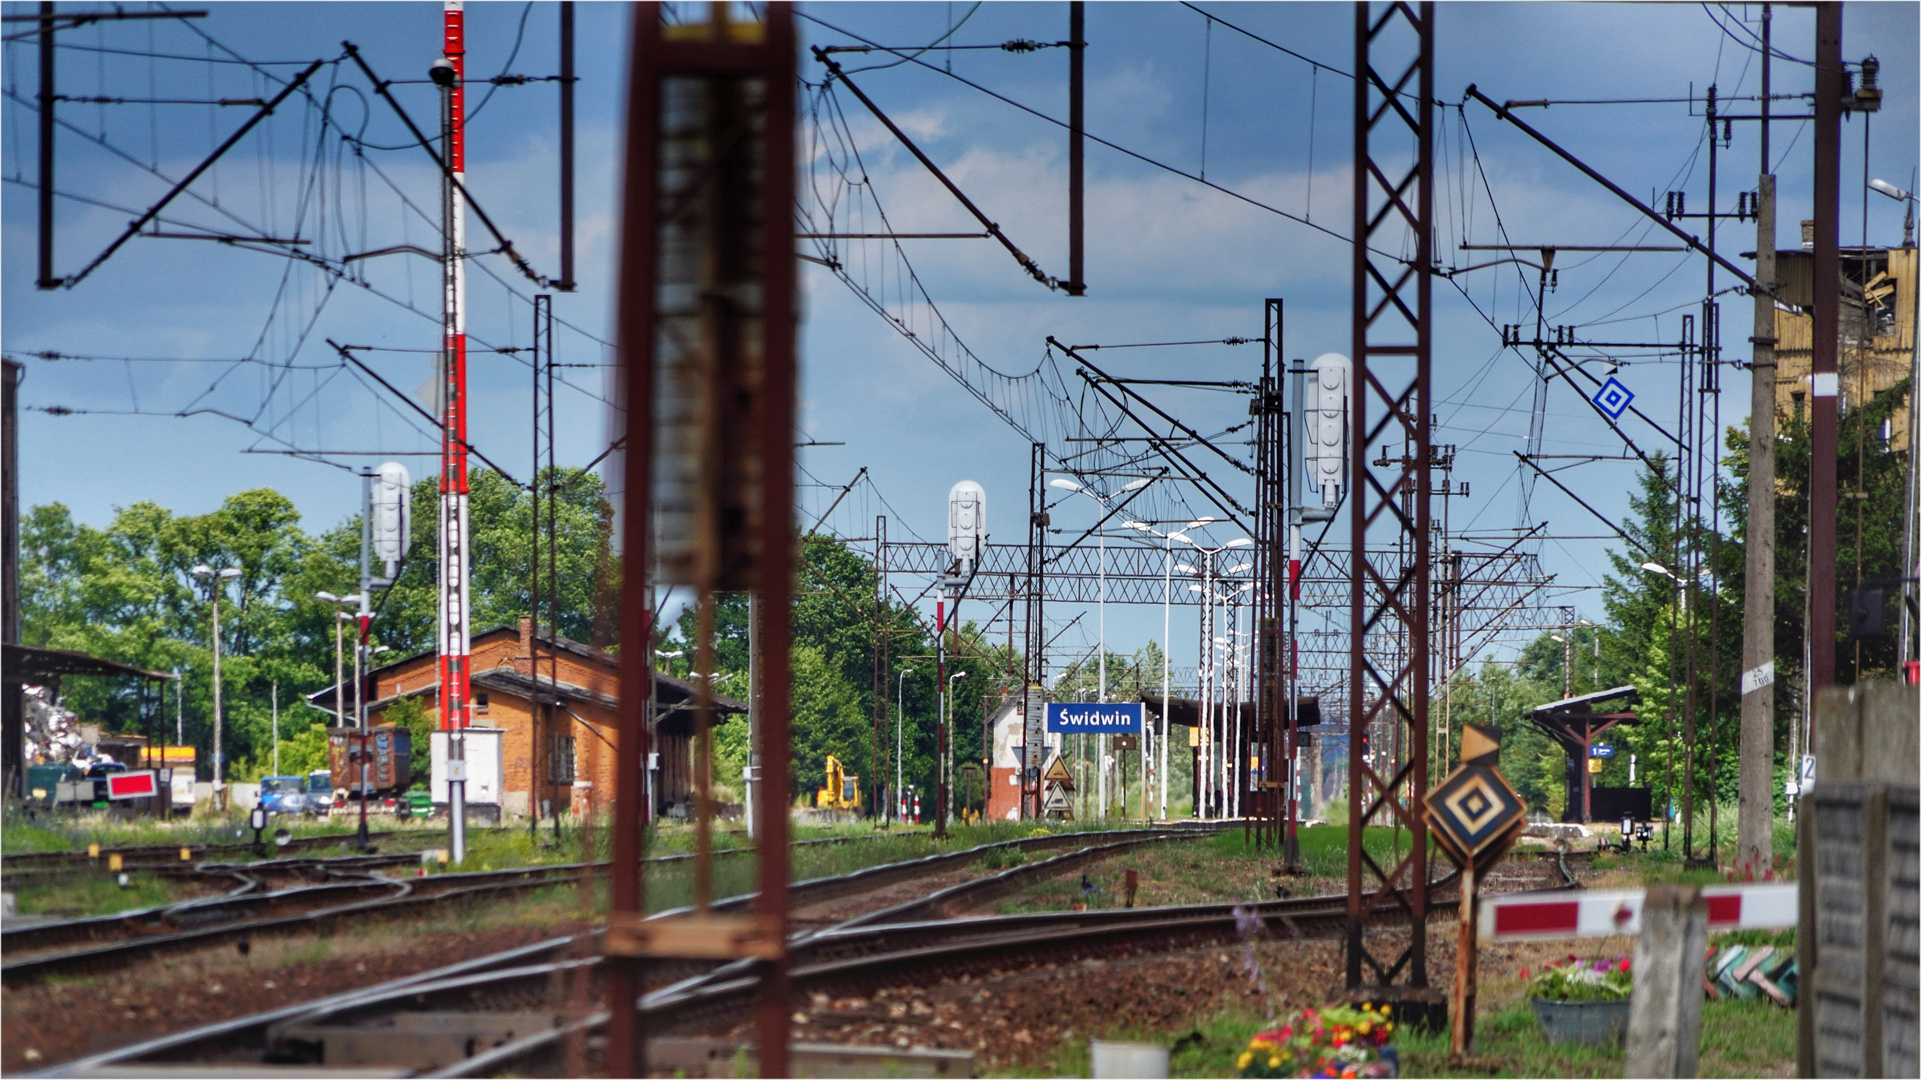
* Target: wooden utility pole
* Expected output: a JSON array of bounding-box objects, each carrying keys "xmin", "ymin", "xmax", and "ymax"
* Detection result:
[
  {"xmin": 1807, "ymin": 3, "xmax": 1842, "ymax": 697},
  {"xmin": 1738, "ymin": 3, "xmax": 1778, "ymax": 874}
]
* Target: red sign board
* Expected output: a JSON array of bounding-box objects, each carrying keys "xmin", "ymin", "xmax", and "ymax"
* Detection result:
[{"xmin": 106, "ymin": 769, "xmax": 159, "ymax": 800}]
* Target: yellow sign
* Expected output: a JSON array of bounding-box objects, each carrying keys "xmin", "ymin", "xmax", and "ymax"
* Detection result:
[
  {"xmin": 1587, "ymin": 757, "xmax": 1605, "ymax": 775},
  {"xmin": 1188, "ymin": 725, "xmax": 1201, "ymax": 747},
  {"xmin": 1460, "ymin": 723, "xmax": 1501, "ymax": 765},
  {"xmin": 1044, "ymin": 756, "xmax": 1072, "ymax": 784}
]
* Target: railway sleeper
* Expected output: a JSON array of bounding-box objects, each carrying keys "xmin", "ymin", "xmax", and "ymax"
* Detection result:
[{"xmin": 266, "ymin": 1011, "xmax": 564, "ymax": 1071}]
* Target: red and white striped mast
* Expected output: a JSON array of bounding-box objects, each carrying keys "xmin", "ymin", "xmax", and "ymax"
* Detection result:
[{"xmin": 433, "ymin": 0, "xmax": 471, "ymax": 863}]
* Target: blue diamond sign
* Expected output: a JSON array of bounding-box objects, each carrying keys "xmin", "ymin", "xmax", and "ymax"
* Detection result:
[{"xmin": 1593, "ymin": 377, "xmax": 1635, "ymax": 419}]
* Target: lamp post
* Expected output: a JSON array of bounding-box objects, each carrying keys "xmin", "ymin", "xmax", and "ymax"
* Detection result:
[
  {"xmin": 318, "ymin": 590, "xmax": 369, "ymax": 844},
  {"xmin": 1049, "ymin": 475, "xmax": 1153, "ymax": 820},
  {"xmin": 1550, "ymin": 633, "xmax": 1574, "ymax": 699},
  {"xmin": 897, "ymin": 668, "xmax": 914, "ymax": 822},
  {"xmin": 1869, "ymin": 177, "xmax": 1919, "ymax": 669},
  {"xmin": 191, "ymin": 564, "xmax": 242, "ymax": 809},
  {"xmin": 1171, "ymin": 532, "xmax": 1252, "ymax": 818},
  {"xmin": 1193, "ymin": 577, "xmax": 1254, "ymax": 818},
  {"xmin": 1126, "ymin": 517, "xmax": 1213, "ymax": 820},
  {"xmin": 316, "ymin": 593, "xmax": 355, "ymax": 731}
]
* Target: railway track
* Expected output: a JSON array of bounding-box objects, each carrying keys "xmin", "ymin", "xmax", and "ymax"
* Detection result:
[
  {"xmin": 29, "ymin": 832, "xmax": 1576, "ymax": 1077},
  {"xmin": 1, "ymin": 825, "xmax": 1211, "ymax": 988},
  {"xmin": 1, "ymin": 861, "xmax": 598, "ymax": 984},
  {"xmin": 0, "ymin": 828, "xmax": 449, "ymax": 876}
]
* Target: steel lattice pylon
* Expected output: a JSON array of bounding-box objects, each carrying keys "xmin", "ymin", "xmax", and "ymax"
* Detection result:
[{"xmin": 1346, "ymin": 0, "xmax": 1436, "ymax": 1011}]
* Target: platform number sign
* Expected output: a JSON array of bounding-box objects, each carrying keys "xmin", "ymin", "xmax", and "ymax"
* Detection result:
[{"xmin": 1592, "ymin": 377, "xmax": 1635, "ymax": 420}]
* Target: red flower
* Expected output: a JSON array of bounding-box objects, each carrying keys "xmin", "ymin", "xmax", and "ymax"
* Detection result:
[
  {"xmin": 1520, "ymin": 968, "xmax": 1530, "ymax": 978},
  {"xmin": 1619, "ymin": 958, "xmax": 1631, "ymax": 971}
]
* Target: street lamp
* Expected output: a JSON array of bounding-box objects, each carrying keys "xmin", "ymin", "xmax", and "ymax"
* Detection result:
[
  {"xmin": 1050, "ymin": 474, "xmax": 1153, "ymax": 820},
  {"xmin": 1870, "ymin": 176, "xmax": 1916, "ymax": 246},
  {"xmin": 1125, "ymin": 517, "xmax": 1213, "ymax": 820},
  {"xmin": 1170, "ymin": 530, "xmax": 1251, "ymax": 819},
  {"xmin": 896, "ymin": 668, "xmax": 914, "ymax": 823},
  {"xmin": 318, "ymin": 590, "xmax": 369, "ymax": 842},
  {"xmin": 191, "ymin": 564, "xmax": 242, "ymax": 808},
  {"xmin": 316, "ymin": 592, "xmax": 359, "ymax": 731},
  {"xmin": 1195, "ymin": 578, "xmax": 1256, "ymax": 817}
]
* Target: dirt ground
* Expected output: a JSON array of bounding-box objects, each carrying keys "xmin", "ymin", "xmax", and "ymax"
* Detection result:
[
  {"xmin": 726, "ymin": 924, "xmax": 1643, "ymax": 1076},
  {"xmin": 1, "ymin": 911, "xmax": 594, "ymax": 1072}
]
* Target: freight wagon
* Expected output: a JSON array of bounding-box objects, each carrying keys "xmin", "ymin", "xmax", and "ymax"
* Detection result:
[{"xmin": 326, "ymin": 724, "xmax": 413, "ymax": 804}]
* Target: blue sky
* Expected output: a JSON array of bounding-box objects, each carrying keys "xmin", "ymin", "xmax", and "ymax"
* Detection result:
[{"xmin": 4, "ymin": 2, "xmax": 1916, "ymax": 686}]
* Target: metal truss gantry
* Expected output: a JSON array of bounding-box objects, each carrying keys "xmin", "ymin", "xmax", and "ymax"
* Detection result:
[{"xmin": 1347, "ymin": 0, "xmax": 1436, "ymax": 1012}]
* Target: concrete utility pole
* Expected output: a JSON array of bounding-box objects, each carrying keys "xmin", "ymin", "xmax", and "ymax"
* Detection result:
[
  {"xmin": 1738, "ymin": 4, "xmax": 1778, "ymax": 874},
  {"xmin": 192, "ymin": 563, "xmax": 242, "ymax": 808}
]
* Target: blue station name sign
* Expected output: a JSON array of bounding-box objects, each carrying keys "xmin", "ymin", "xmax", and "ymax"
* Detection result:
[{"xmin": 1045, "ymin": 702, "xmax": 1144, "ymax": 735}]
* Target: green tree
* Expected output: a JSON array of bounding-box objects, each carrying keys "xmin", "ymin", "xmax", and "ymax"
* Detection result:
[
  {"xmin": 788, "ymin": 644, "xmax": 871, "ymax": 803},
  {"xmin": 18, "ymin": 469, "xmax": 616, "ymax": 786}
]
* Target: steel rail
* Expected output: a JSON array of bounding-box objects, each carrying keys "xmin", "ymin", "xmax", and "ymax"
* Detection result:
[
  {"xmin": 0, "ymin": 862, "xmax": 592, "ymax": 984},
  {"xmin": 705, "ymin": 826, "xmax": 1216, "ymax": 916},
  {"xmin": 25, "ymin": 934, "xmax": 589, "ymax": 1077},
  {"xmin": 2, "ymin": 871, "xmax": 404, "ymax": 954},
  {"xmin": 0, "ymin": 828, "xmax": 446, "ymax": 872},
  {"xmin": 37, "ymin": 847, "xmax": 1578, "ymax": 1076},
  {"xmin": 2, "ymin": 828, "xmax": 1211, "ymax": 985}
]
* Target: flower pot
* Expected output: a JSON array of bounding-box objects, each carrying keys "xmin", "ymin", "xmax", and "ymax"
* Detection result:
[{"xmin": 1530, "ymin": 996, "xmax": 1630, "ymax": 1047}]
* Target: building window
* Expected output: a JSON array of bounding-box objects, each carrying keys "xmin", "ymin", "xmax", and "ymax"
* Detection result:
[
  {"xmin": 548, "ymin": 735, "xmax": 577, "ymax": 783},
  {"xmin": 475, "ymin": 692, "xmax": 490, "ymax": 714}
]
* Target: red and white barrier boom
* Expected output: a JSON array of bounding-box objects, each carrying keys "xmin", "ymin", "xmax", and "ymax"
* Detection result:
[{"xmin": 1479, "ymin": 883, "xmax": 1797, "ymax": 940}]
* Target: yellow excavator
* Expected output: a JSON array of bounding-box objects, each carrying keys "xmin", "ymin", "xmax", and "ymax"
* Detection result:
[{"xmin": 815, "ymin": 755, "xmax": 861, "ymax": 811}]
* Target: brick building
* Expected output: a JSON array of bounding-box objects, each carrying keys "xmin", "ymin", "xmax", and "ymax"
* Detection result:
[{"xmin": 316, "ymin": 618, "xmax": 743, "ymax": 820}]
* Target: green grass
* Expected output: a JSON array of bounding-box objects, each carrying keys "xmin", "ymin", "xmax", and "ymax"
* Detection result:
[
  {"xmin": 1, "ymin": 811, "xmax": 440, "ymax": 857},
  {"xmin": 7, "ymin": 870, "xmax": 183, "ymax": 917},
  {"xmin": 1043, "ymin": 997, "xmax": 1794, "ymax": 1078},
  {"xmin": 1390, "ymin": 997, "xmax": 1795, "ymax": 1078}
]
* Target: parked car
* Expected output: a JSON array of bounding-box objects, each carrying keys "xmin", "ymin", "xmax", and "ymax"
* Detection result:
[{"xmin": 260, "ymin": 775, "xmax": 309, "ymax": 816}]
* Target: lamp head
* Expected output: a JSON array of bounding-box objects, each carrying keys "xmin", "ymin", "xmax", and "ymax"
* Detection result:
[
  {"xmin": 316, "ymin": 590, "xmax": 340, "ymax": 603},
  {"xmin": 1225, "ymin": 538, "xmax": 1254, "ymax": 549},
  {"xmin": 428, "ymin": 57, "xmax": 456, "ymax": 87},
  {"xmin": 1186, "ymin": 517, "xmax": 1216, "ymax": 530},
  {"xmin": 1048, "ymin": 478, "xmax": 1083, "ymax": 493},
  {"xmin": 1640, "ymin": 561, "xmax": 1672, "ymax": 577},
  {"xmin": 191, "ymin": 564, "xmax": 214, "ymax": 578},
  {"xmin": 1175, "ymin": 564, "xmax": 1199, "ymax": 575},
  {"xmin": 1870, "ymin": 178, "xmax": 1912, "ymax": 202},
  {"xmin": 1123, "ymin": 520, "xmax": 1152, "ymax": 532},
  {"xmin": 1120, "ymin": 477, "xmax": 1152, "ymax": 492},
  {"xmin": 1225, "ymin": 562, "xmax": 1253, "ymax": 575},
  {"xmin": 1168, "ymin": 531, "xmax": 1193, "ymax": 545}
]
